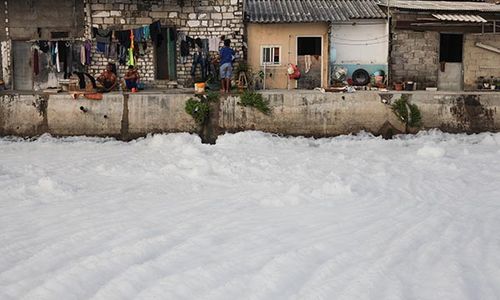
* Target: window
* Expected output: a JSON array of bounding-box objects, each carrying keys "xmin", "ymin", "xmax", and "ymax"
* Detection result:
[
  {"xmin": 297, "ymin": 37, "xmax": 322, "ymax": 56},
  {"xmin": 261, "ymin": 46, "xmax": 281, "ymax": 65},
  {"xmin": 440, "ymin": 34, "xmax": 463, "ymax": 63}
]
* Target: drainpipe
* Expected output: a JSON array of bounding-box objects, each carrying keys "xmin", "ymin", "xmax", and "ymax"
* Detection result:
[
  {"xmin": 386, "ymin": 0, "xmax": 391, "ymax": 87},
  {"xmin": 288, "ymin": 34, "xmax": 291, "ymax": 90},
  {"xmin": 263, "ymin": 62, "xmax": 266, "ymax": 90},
  {"xmin": 4, "ymin": 0, "xmax": 11, "ymax": 88}
]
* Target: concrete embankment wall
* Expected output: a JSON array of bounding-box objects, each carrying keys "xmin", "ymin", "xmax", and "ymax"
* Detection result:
[
  {"xmin": 221, "ymin": 91, "xmax": 500, "ymax": 137},
  {"xmin": 1, "ymin": 91, "xmax": 499, "ymax": 140}
]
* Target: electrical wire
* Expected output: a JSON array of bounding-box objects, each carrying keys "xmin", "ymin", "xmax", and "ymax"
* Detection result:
[
  {"xmin": 332, "ymin": 40, "xmax": 388, "ymax": 46},
  {"xmin": 330, "ymin": 34, "xmax": 389, "ymax": 41}
]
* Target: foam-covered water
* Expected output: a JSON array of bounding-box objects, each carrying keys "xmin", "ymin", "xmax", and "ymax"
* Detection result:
[{"xmin": 1, "ymin": 131, "xmax": 500, "ymax": 299}]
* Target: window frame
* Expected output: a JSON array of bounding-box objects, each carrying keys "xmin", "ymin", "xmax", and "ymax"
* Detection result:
[{"xmin": 260, "ymin": 45, "xmax": 282, "ymax": 66}]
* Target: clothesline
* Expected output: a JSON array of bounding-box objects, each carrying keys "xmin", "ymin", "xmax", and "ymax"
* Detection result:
[{"xmin": 27, "ymin": 37, "xmax": 86, "ymax": 43}]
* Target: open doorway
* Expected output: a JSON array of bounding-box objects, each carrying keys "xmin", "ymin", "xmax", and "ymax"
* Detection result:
[
  {"xmin": 12, "ymin": 41, "xmax": 33, "ymax": 91},
  {"xmin": 155, "ymin": 27, "xmax": 176, "ymax": 80},
  {"xmin": 296, "ymin": 36, "xmax": 322, "ymax": 89},
  {"xmin": 438, "ymin": 33, "xmax": 463, "ymax": 91}
]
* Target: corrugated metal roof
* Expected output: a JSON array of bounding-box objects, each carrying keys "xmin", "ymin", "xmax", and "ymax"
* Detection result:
[
  {"xmin": 379, "ymin": 0, "xmax": 500, "ymax": 12},
  {"xmin": 245, "ymin": 0, "xmax": 387, "ymax": 23},
  {"xmin": 432, "ymin": 13, "xmax": 488, "ymax": 22}
]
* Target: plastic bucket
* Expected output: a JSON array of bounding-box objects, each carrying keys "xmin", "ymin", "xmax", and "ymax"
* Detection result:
[{"xmin": 194, "ymin": 82, "xmax": 206, "ymax": 94}]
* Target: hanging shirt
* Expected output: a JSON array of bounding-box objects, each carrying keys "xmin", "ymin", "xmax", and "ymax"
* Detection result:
[
  {"xmin": 107, "ymin": 42, "xmax": 117, "ymax": 59},
  {"xmin": 116, "ymin": 30, "xmax": 131, "ymax": 48},
  {"xmin": 50, "ymin": 42, "xmax": 56, "ymax": 65},
  {"xmin": 84, "ymin": 40, "xmax": 92, "ymax": 65},
  {"xmin": 94, "ymin": 28, "xmax": 111, "ymax": 44},
  {"xmin": 133, "ymin": 28, "xmax": 143, "ymax": 42},
  {"xmin": 130, "ymin": 30, "xmax": 135, "ymax": 49},
  {"xmin": 80, "ymin": 44, "xmax": 86, "ymax": 65},
  {"xmin": 55, "ymin": 42, "xmax": 60, "ymax": 72},
  {"xmin": 118, "ymin": 46, "xmax": 127, "ymax": 65},
  {"xmin": 142, "ymin": 25, "xmax": 150, "ymax": 40},
  {"xmin": 180, "ymin": 40, "xmax": 189, "ymax": 57},
  {"xmin": 208, "ymin": 37, "xmax": 219, "ymax": 52},
  {"xmin": 38, "ymin": 41, "xmax": 50, "ymax": 53},
  {"xmin": 128, "ymin": 48, "xmax": 135, "ymax": 66},
  {"xmin": 149, "ymin": 21, "xmax": 161, "ymax": 46},
  {"xmin": 96, "ymin": 42, "xmax": 106, "ymax": 53}
]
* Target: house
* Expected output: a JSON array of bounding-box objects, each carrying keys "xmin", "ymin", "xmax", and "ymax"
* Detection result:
[
  {"xmin": 0, "ymin": 0, "xmax": 245, "ymax": 91},
  {"xmin": 0, "ymin": 0, "xmax": 86, "ymax": 90},
  {"xmin": 245, "ymin": 0, "xmax": 387, "ymax": 89},
  {"xmin": 380, "ymin": 0, "xmax": 500, "ymax": 91}
]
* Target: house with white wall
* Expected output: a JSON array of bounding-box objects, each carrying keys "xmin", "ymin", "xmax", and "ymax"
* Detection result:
[{"xmin": 330, "ymin": 19, "xmax": 389, "ymax": 85}]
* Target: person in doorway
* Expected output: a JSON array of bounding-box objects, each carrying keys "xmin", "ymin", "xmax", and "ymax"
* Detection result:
[
  {"xmin": 219, "ymin": 39, "xmax": 235, "ymax": 93},
  {"xmin": 96, "ymin": 63, "xmax": 117, "ymax": 92},
  {"xmin": 123, "ymin": 65, "xmax": 140, "ymax": 92}
]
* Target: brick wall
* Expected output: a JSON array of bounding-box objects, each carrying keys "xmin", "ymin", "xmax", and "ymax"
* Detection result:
[
  {"xmin": 463, "ymin": 34, "xmax": 500, "ymax": 91},
  {"xmin": 86, "ymin": 0, "xmax": 244, "ymax": 88},
  {"xmin": 390, "ymin": 30, "xmax": 439, "ymax": 89}
]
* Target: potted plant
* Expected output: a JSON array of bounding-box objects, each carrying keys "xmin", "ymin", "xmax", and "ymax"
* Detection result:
[
  {"xmin": 394, "ymin": 81, "xmax": 403, "ymax": 91},
  {"xmin": 489, "ymin": 76, "xmax": 496, "ymax": 90}
]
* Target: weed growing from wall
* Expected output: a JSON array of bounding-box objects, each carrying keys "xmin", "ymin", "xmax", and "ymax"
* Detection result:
[
  {"xmin": 206, "ymin": 91, "xmax": 220, "ymax": 103},
  {"xmin": 185, "ymin": 98, "xmax": 210, "ymax": 125},
  {"xmin": 239, "ymin": 91, "xmax": 271, "ymax": 115},
  {"xmin": 391, "ymin": 94, "xmax": 422, "ymax": 128}
]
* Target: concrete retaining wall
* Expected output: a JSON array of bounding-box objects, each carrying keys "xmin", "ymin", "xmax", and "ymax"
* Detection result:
[
  {"xmin": 47, "ymin": 94, "xmax": 123, "ymax": 137},
  {"xmin": 1, "ymin": 91, "xmax": 499, "ymax": 140},
  {"xmin": 414, "ymin": 92, "xmax": 499, "ymax": 133},
  {"xmin": 127, "ymin": 93, "xmax": 197, "ymax": 138},
  {"xmin": 219, "ymin": 91, "xmax": 406, "ymax": 136},
  {"xmin": 0, "ymin": 94, "xmax": 46, "ymax": 136}
]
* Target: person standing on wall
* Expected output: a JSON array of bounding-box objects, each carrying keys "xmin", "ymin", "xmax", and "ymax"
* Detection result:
[{"xmin": 219, "ymin": 39, "xmax": 235, "ymax": 93}]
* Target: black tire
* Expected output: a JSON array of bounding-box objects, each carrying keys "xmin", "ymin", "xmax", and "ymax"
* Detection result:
[{"xmin": 352, "ymin": 68, "xmax": 370, "ymax": 86}]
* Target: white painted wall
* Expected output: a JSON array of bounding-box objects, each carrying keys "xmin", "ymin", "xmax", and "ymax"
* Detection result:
[{"xmin": 330, "ymin": 21, "xmax": 388, "ymax": 65}]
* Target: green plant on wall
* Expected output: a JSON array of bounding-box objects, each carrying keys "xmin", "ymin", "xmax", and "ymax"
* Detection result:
[
  {"xmin": 391, "ymin": 94, "xmax": 422, "ymax": 128},
  {"xmin": 205, "ymin": 91, "xmax": 220, "ymax": 103},
  {"xmin": 185, "ymin": 98, "xmax": 210, "ymax": 125},
  {"xmin": 239, "ymin": 91, "xmax": 271, "ymax": 115}
]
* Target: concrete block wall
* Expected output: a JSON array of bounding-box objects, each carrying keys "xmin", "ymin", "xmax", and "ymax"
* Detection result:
[
  {"xmin": 390, "ymin": 30, "xmax": 439, "ymax": 89},
  {"xmin": 463, "ymin": 34, "xmax": 500, "ymax": 91},
  {"xmin": 86, "ymin": 0, "xmax": 244, "ymax": 88}
]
